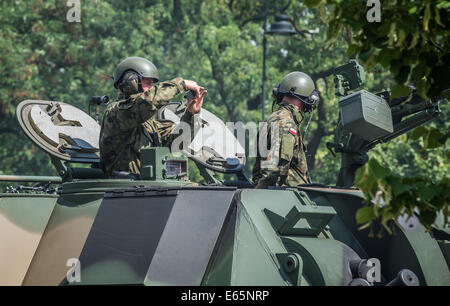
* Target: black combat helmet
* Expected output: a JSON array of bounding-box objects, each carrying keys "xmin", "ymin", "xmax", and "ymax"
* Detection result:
[
  {"xmin": 275, "ymin": 71, "xmax": 320, "ymax": 111},
  {"xmin": 113, "ymin": 57, "xmax": 160, "ymax": 95}
]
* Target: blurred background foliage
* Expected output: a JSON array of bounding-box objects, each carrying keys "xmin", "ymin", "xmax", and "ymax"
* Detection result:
[
  {"xmin": 0, "ymin": 0, "xmax": 448, "ymax": 228},
  {"xmin": 304, "ymin": 0, "xmax": 449, "ymax": 231}
]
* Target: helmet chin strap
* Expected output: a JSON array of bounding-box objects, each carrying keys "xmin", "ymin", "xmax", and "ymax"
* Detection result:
[
  {"xmin": 137, "ymin": 75, "xmax": 144, "ymax": 93},
  {"xmin": 302, "ymin": 111, "xmax": 314, "ymax": 184},
  {"xmin": 302, "ymin": 109, "xmax": 313, "ymax": 157},
  {"xmin": 303, "ymin": 110, "xmax": 313, "ymax": 140}
]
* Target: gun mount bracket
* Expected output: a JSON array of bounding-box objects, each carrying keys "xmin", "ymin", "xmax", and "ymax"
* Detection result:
[{"xmin": 264, "ymin": 202, "xmax": 337, "ymax": 237}]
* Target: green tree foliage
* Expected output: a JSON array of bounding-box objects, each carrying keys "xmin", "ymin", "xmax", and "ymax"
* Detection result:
[
  {"xmin": 305, "ymin": 0, "xmax": 449, "ymax": 230},
  {"xmin": 306, "ymin": 0, "xmax": 450, "ymax": 99}
]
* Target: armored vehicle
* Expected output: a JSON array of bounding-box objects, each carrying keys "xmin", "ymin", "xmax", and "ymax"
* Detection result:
[{"xmin": 0, "ymin": 61, "xmax": 448, "ymax": 286}]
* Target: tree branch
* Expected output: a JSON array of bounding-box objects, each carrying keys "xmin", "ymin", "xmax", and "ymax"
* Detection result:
[
  {"xmin": 173, "ymin": 0, "xmax": 182, "ymax": 20},
  {"xmin": 428, "ymin": 38, "xmax": 444, "ymax": 52},
  {"xmin": 311, "ymin": 67, "xmax": 335, "ymax": 81},
  {"xmin": 287, "ymin": 16, "xmax": 313, "ymax": 38}
]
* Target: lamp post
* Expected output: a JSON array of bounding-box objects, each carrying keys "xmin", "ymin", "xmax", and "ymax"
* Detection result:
[{"xmin": 262, "ymin": 1, "xmax": 296, "ymax": 121}]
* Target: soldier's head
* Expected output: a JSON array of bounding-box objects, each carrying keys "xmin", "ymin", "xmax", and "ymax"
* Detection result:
[
  {"xmin": 273, "ymin": 71, "xmax": 320, "ymax": 112},
  {"xmin": 113, "ymin": 57, "xmax": 159, "ymax": 96}
]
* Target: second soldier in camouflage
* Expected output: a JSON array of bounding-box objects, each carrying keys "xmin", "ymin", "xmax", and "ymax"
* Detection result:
[{"xmin": 253, "ymin": 71, "xmax": 320, "ymax": 188}]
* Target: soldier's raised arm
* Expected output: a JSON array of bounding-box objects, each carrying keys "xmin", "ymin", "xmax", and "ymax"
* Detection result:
[
  {"xmin": 158, "ymin": 89, "xmax": 207, "ymax": 148},
  {"xmin": 104, "ymin": 57, "xmax": 202, "ymax": 133}
]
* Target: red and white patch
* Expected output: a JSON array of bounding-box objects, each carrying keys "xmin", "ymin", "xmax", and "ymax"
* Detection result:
[{"xmin": 289, "ymin": 128, "xmax": 297, "ymax": 136}]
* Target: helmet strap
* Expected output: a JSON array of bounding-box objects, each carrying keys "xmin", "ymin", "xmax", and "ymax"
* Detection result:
[
  {"xmin": 137, "ymin": 75, "xmax": 143, "ymax": 93},
  {"xmin": 303, "ymin": 110, "xmax": 313, "ymax": 146}
]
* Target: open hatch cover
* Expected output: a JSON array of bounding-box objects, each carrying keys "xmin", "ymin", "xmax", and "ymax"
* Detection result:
[
  {"xmin": 158, "ymin": 102, "xmax": 246, "ymax": 172},
  {"xmin": 16, "ymin": 100, "xmax": 245, "ymax": 170},
  {"xmin": 17, "ymin": 100, "xmax": 100, "ymax": 163}
]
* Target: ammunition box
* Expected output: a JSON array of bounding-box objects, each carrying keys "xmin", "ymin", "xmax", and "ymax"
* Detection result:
[{"xmin": 339, "ymin": 90, "xmax": 393, "ymax": 141}]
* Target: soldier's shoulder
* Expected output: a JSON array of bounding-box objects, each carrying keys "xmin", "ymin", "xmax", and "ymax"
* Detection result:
[
  {"xmin": 105, "ymin": 100, "xmax": 120, "ymax": 111},
  {"xmin": 106, "ymin": 94, "xmax": 141, "ymax": 112},
  {"xmin": 267, "ymin": 108, "xmax": 296, "ymax": 125}
]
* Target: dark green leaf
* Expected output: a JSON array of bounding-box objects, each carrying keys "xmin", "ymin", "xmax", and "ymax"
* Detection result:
[
  {"xmin": 391, "ymin": 84, "xmax": 411, "ymax": 98},
  {"xmin": 444, "ymin": 90, "xmax": 450, "ymax": 100},
  {"xmin": 378, "ymin": 49, "xmax": 398, "ymax": 68},
  {"xmin": 417, "ymin": 185, "xmax": 438, "ymax": 201},
  {"xmin": 368, "ymin": 158, "xmax": 391, "ymax": 179},
  {"xmin": 415, "ymin": 79, "xmax": 430, "ymax": 99},
  {"xmin": 388, "ymin": 176, "xmax": 410, "ymax": 196},
  {"xmin": 410, "ymin": 126, "xmax": 428, "ymax": 140},
  {"xmin": 346, "ymin": 44, "xmax": 358, "ymax": 57},
  {"xmin": 424, "ymin": 128, "xmax": 444, "ymax": 149},
  {"xmin": 356, "ymin": 206, "xmax": 375, "ymax": 224},
  {"xmin": 418, "ymin": 210, "xmax": 437, "ymax": 228},
  {"xmin": 355, "ymin": 164, "xmax": 378, "ymax": 197},
  {"xmin": 394, "ymin": 66, "xmax": 411, "ymax": 84},
  {"xmin": 304, "ymin": 0, "xmax": 322, "ymax": 8}
]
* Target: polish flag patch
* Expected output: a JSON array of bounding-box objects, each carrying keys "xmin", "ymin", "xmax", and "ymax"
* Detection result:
[{"xmin": 289, "ymin": 128, "xmax": 297, "ymax": 136}]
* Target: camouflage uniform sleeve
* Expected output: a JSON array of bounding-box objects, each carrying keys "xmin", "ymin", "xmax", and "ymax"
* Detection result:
[
  {"xmin": 159, "ymin": 110, "xmax": 200, "ymax": 150},
  {"xmin": 255, "ymin": 117, "xmax": 297, "ymax": 189},
  {"xmin": 105, "ymin": 77, "xmax": 186, "ymax": 132}
]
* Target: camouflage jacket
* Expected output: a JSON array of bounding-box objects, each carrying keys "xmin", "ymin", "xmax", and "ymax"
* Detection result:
[
  {"xmin": 99, "ymin": 77, "xmax": 192, "ymax": 176},
  {"xmin": 252, "ymin": 102, "xmax": 310, "ymax": 188}
]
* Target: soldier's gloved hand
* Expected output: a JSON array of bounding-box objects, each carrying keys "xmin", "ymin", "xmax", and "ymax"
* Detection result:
[
  {"xmin": 184, "ymin": 80, "xmax": 204, "ymax": 97},
  {"xmin": 187, "ymin": 89, "xmax": 207, "ymax": 114}
]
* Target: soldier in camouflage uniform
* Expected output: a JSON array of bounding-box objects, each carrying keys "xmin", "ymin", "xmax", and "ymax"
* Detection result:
[
  {"xmin": 252, "ymin": 72, "xmax": 320, "ymax": 189},
  {"xmin": 100, "ymin": 57, "xmax": 206, "ymax": 177}
]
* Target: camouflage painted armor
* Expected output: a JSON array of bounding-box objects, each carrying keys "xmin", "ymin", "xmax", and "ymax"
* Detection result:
[
  {"xmin": 252, "ymin": 102, "xmax": 310, "ymax": 188},
  {"xmin": 99, "ymin": 77, "xmax": 192, "ymax": 176}
]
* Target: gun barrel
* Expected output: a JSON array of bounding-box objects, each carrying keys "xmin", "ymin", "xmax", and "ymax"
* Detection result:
[
  {"xmin": 391, "ymin": 101, "xmax": 435, "ymax": 122},
  {"xmin": 0, "ymin": 175, "xmax": 62, "ymax": 183},
  {"xmin": 368, "ymin": 106, "xmax": 440, "ymax": 148}
]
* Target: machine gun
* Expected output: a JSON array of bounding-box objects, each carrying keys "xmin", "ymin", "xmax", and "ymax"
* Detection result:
[{"xmin": 326, "ymin": 60, "xmax": 442, "ymax": 188}]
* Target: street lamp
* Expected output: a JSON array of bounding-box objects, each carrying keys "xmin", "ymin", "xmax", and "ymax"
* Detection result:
[{"xmin": 262, "ymin": 2, "xmax": 296, "ymax": 121}]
